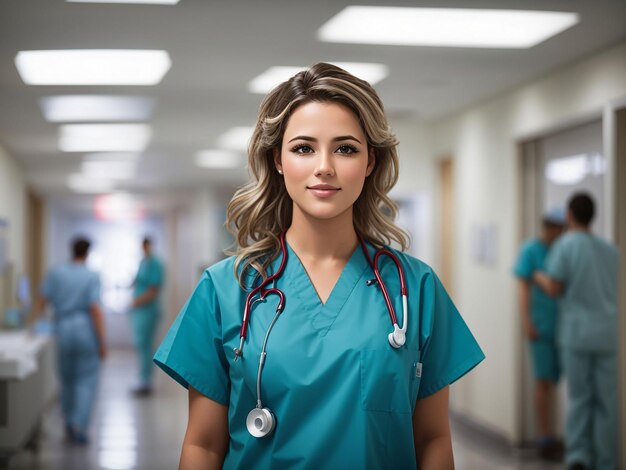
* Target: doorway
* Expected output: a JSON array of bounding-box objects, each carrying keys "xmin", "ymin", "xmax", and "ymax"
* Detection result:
[{"xmin": 518, "ymin": 119, "xmax": 607, "ymax": 445}]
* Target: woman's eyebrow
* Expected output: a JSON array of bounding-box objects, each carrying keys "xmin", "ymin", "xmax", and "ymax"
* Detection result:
[{"xmin": 287, "ymin": 135, "xmax": 362, "ymax": 144}]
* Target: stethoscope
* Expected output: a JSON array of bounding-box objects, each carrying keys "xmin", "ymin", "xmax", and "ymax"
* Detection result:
[{"xmin": 235, "ymin": 232, "xmax": 408, "ymax": 438}]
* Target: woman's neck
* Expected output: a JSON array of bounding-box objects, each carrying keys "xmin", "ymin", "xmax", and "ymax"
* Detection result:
[{"xmin": 286, "ymin": 210, "xmax": 357, "ymax": 261}]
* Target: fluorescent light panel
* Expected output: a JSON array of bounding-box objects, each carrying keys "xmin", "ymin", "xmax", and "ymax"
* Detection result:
[
  {"xmin": 68, "ymin": 174, "xmax": 115, "ymax": 193},
  {"xmin": 81, "ymin": 161, "xmax": 137, "ymax": 180},
  {"xmin": 40, "ymin": 95, "xmax": 156, "ymax": 122},
  {"xmin": 15, "ymin": 50, "xmax": 171, "ymax": 85},
  {"xmin": 318, "ymin": 7, "xmax": 579, "ymax": 48},
  {"xmin": 248, "ymin": 62, "xmax": 388, "ymax": 94},
  {"xmin": 68, "ymin": 0, "xmax": 178, "ymax": 4},
  {"xmin": 83, "ymin": 152, "xmax": 141, "ymax": 162},
  {"xmin": 196, "ymin": 150, "xmax": 243, "ymax": 169},
  {"xmin": 59, "ymin": 124, "xmax": 152, "ymax": 152},
  {"xmin": 217, "ymin": 127, "xmax": 254, "ymax": 152}
]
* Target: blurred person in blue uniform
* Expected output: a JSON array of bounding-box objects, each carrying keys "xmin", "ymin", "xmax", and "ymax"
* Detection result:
[
  {"xmin": 154, "ymin": 63, "xmax": 484, "ymax": 469},
  {"xmin": 513, "ymin": 208, "xmax": 565, "ymax": 460},
  {"xmin": 534, "ymin": 192, "xmax": 619, "ymax": 470},
  {"xmin": 129, "ymin": 236, "xmax": 164, "ymax": 397},
  {"xmin": 30, "ymin": 237, "xmax": 106, "ymax": 445}
]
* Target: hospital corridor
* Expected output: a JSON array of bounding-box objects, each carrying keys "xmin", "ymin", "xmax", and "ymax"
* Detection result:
[{"xmin": 1, "ymin": 1, "xmax": 626, "ymax": 469}]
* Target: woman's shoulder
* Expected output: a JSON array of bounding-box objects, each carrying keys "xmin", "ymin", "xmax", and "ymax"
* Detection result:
[
  {"xmin": 204, "ymin": 255, "xmax": 237, "ymax": 280},
  {"xmin": 384, "ymin": 247, "xmax": 437, "ymax": 279}
]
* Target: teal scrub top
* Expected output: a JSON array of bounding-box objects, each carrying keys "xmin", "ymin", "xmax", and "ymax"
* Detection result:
[
  {"xmin": 513, "ymin": 238, "xmax": 559, "ymax": 338},
  {"xmin": 545, "ymin": 231, "xmax": 619, "ymax": 352},
  {"xmin": 154, "ymin": 242, "xmax": 484, "ymax": 469},
  {"xmin": 41, "ymin": 262, "xmax": 100, "ymax": 320},
  {"xmin": 132, "ymin": 256, "xmax": 164, "ymax": 313}
]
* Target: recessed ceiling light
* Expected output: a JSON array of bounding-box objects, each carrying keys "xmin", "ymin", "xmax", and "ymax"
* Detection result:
[
  {"xmin": 83, "ymin": 152, "xmax": 141, "ymax": 162},
  {"xmin": 217, "ymin": 127, "xmax": 254, "ymax": 152},
  {"xmin": 82, "ymin": 160, "xmax": 137, "ymax": 180},
  {"xmin": 40, "ymin": 95, "xmax": 156, "ymax": 122},
  {"xmin": 67, "ymin": 0, "xmax": 178, "ymax": 4},
  {"xmin": 196, "ymin": 150, "xmax": 243, "ymax": 169},
  {"xmin": 59, "ymin": 124, "xmax": 152, "ymax": 152},
  {"xmin": 15, "ymin": 50, "xmax": 171, "ymax": 85},
  {"xmin": 68, "ymin": 174, "xmax": 115, "ymax": 193},
  {"xmin": 318, "ymin": 7, "xmax": 579, "ymax": 48},
  {"xmin": 248, "ymin": 62, "xmax": 389, "ymax": 94}
]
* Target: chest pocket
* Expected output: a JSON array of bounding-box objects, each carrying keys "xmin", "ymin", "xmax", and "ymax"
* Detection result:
[{"xmin": 360, "ymin": 348, "xmax": 422, "ymax": 414}]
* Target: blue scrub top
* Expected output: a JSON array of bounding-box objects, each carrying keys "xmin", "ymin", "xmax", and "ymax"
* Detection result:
[
  {"xmin": 546, "ymin": 231, "xmax": 619, "ymax": 352},
  {"xmin": 41, "ymin": 262, "xmax": 100, "ymax": 320},
  {"xmin": 154, "ymin": 242, "xmax": 484, "ymax": 469},
  {"xmin": 513, "ymin": 238, "xmax": 559, "ymax": 338},
  {"xmin": 132, "ymin": 256, "xmax": 164, "ymax": 313}
]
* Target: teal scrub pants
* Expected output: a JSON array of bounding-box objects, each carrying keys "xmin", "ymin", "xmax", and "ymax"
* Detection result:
[
  {"xmin": 56, "ymin": 315, "xmax": 100, "ymax": 432},
  {"xmin": 530, "ymin": 338, "xmax": 560, "ymax": 382},
  {"xmin": 130, "ymin": 307, "xmax": 160, "ymax": 387},
  {"xmin": 561, "ymin": 347, "xmax": 617, "ymax": 469}
]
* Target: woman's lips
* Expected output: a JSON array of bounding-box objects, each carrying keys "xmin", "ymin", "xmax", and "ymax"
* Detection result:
[{"xmin": 307, "ymin": 185, "xmax": 340, "ymax": 198}]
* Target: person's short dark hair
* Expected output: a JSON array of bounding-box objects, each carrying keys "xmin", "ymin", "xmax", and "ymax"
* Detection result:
[
  {"xmin": 568, "ymin": 192, "xmax": 595, "ymax": 226},
  {"xmin": 72, "ymin": 237, "xmax": 91, "ymax": 258},
  {"xmin": 142, "ymin": 237, "xmax": 152, "ymax": 247}
]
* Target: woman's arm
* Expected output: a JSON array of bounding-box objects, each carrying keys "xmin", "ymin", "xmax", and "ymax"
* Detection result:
[
  {"xmin": 517, "ymin": 279, "xmax": 539, "ymax": 340},
  {"xmin": 180, "ymin": 386, "xmax": 229, "ymax": 470},
  {"xmin": 532, "ymin": 271, "xmax": 563, "ymax": 297},
  {"xmin": 132, "ymin": 286, "xmax": 159, "ymax": 307},
  {"xmin": 413, "ymin": 386, "xmax": 454, "ymax": 469}
]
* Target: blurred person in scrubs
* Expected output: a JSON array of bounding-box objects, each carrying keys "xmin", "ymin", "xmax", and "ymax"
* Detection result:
[
  {"xmin": 513, "ymin": 209, "xmax": 565, "ymax": 461},
  {"xmin": 534, "ymin": 192, "xmax": 619, "ymax": 470},
  {"xmin": 30, "ymin": 237, "xmax": 106, "ymax": 445},
  {"xmin": 154, "ymin": 63, "xmax": 484, "ymax": 469},
  {"xmin": 129, "ymin": 236, "xmax": 164, "ymax": 397}
]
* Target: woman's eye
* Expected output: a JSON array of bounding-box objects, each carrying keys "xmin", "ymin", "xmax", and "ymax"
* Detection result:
[
  {"xmin": 337, "ymin": 144, "xmax": 358, "ymax": 154},
  {"xmin": 291, "ymin": 144, "xmax": 313, "ymax": 154}
]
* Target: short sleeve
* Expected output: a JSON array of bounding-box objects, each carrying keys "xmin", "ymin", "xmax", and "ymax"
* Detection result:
[
  {"xmin": 88, "ymin": 274, "xmax": 101, "ymax": 305},
  {"xmin": 150, "ymin": 259, "xmax": 164, "ymax": 288},
  {"xmin": 416, "ymin": 272, "xmax": 485, "ymax": 399},
  {"xmin": 545, "ymin": 240, "xmax": 567, "ymax": 282},
  {"xmin": 513, "ymin": 242, "xmax": 533, "ymax": 279},
  {"xmin": 153, "ymin": 271, "xmax": 229, "ymax": 405}
]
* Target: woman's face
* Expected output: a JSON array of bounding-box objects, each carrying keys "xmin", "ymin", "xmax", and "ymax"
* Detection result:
[{"xmin": 275, "ymin": 101, "xmax": 374, "ymax": 224}]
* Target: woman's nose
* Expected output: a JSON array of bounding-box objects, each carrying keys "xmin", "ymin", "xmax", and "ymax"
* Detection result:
[{"xmin": 314, "ymin": 152, "xmax": 335, "ymax": 177}]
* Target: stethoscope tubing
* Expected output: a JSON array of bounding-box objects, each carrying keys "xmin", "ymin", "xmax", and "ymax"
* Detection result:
[
  {"xmin": 235, "ymin": 233, "xmax": 288, "ymax": 359},
  {"xmin": 358, "ymin": 236, "xmax": 408, "ymax": 329},
  {"xmin": 241, "ymin": 231, "xmax": 410, "ymax": 438}
]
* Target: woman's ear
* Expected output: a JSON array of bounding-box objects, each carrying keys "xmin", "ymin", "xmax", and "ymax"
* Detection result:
[
  {"xmin": 366, "ymin": 148, "xmax": 376, "ymax": 177},
  {"xmin": 273, "ymin": 148, "xmax": 283, "ymax": 175}
]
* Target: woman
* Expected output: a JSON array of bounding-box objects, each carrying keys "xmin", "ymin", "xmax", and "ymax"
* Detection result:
[{"xmin": 154, "ymin": 63, "xmax": 484, "ymax": 469}]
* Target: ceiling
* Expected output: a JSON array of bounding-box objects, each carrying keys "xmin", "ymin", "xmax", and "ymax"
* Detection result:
[{"xmin": 1, "ymin": 0, "xmax": 625, "ymax": 206}]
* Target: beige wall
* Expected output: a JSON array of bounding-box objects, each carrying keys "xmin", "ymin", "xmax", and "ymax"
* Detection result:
[
  {"xmin": 425, "ymin": 41, "xmax": 626, "ymax": 440},
  {"xmin": 0, "ymin": 145, "xmax": 28, "ymax": 283}
]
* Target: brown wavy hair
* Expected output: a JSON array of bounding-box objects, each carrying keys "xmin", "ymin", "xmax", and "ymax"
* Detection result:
[{"xmin": 226, "ymin": 62, "xmax": 408, "ymax": 287}]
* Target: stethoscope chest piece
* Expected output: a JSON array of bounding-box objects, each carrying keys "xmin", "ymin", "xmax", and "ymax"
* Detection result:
[{"xmin": 246, "ymin": 407, "xmax": 276, "ymax": 438}]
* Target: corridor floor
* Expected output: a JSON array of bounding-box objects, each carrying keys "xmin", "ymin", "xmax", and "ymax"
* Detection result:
[{"xmin": 5, "ymin": 350, "xmax": 564, "ymax": 469}]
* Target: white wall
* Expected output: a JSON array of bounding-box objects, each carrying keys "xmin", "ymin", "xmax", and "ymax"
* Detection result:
[
  {"xmin": 0, "ymin": 145, "xmax": 27, "ymax": 295},
  {"xmin": 427, "ymin": 41, "xmax": 626, "ymax": 441},
  {"xmin": 163, "ymin": 188, "xmax": 231, "ymax": 326},
  {"xmin": 392, "ymin": 120, "xmax": 436, "ymax": 265}
]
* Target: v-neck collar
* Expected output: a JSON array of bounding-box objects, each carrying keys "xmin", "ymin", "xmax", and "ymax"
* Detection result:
[{"xmin": 277, "ymin": 240, "xmax": 372, "ymax": 336}]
